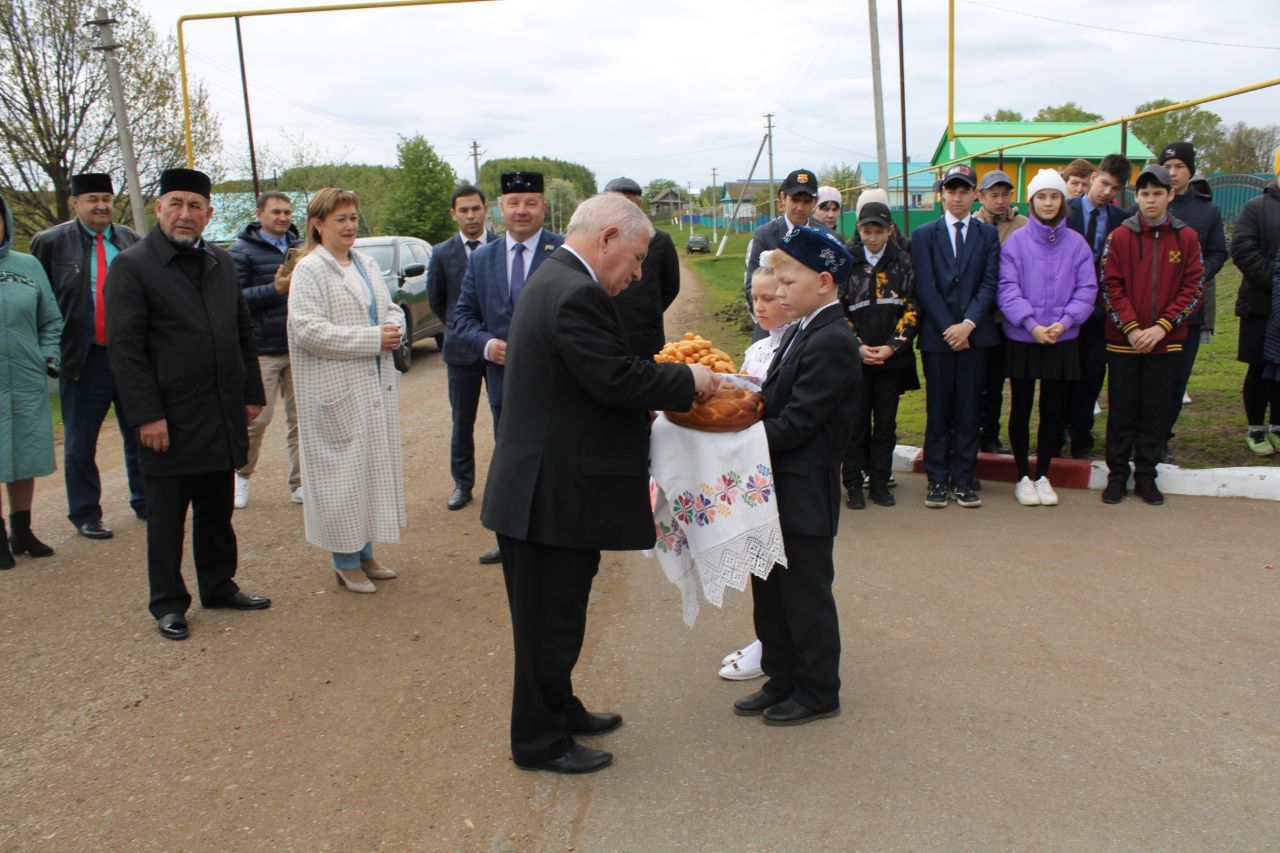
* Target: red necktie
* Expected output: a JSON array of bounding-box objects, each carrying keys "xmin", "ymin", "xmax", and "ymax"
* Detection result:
[{"xmin": 94, "ymin": 233, "xmax": 108, "ymax": 344}]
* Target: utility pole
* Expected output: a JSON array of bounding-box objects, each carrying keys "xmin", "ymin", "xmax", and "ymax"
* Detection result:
[
  {"xmin": 687, "ymin": 182, "xmax": 695, "ymax": 231},
  {"xmin": 868, "ymin": 0, "xmax": 890, "ymax": 194},
  {"xmin": 710, "ymin": 167, "xmax": 718, "ymax": 244},
  {"xmin": 87, "ymin": 6, "xmax": 147, "ymax": 232},
  {"xmin": 469, "ymin": 140, "xmax": 484, "ymax": 186},
  {"xmin": 765, "ymin": 112, "xmax": 776, "ymax": 218}
]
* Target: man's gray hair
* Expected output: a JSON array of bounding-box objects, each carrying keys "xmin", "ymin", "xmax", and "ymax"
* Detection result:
[{"xmin": 566, "ymin": 193, "xmax": 655, "ymax": 242}]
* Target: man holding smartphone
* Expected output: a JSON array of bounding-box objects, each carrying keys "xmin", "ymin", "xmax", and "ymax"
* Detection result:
[{"xmin": 228, "ymin": 191, "xmax": 304, "ymax": 508}]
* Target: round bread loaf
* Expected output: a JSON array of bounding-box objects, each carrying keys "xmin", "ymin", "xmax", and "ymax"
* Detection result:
[{"xmin": 666, "ymin": 384, "xmax": 764, "ymax": 432}]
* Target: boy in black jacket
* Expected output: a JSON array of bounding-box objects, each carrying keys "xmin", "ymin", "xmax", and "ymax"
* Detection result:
[
  {"xmin": 733, "ymin": 226, "xmax": 860, "ymax": 727},
  {"xmin": 841, "ymin": 202, "xmax": 919, "ymax": 509}
]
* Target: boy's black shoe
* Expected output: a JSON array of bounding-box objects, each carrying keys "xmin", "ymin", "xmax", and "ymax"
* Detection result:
[
  {"xmin": 868, "ymin": 481, "xmax": 895, "ymax": 506},
  {"xmin": 925, "ymin": 482, "xmax": 950, "ymax": 508},
  {"xmin": 1102, "ymin": 481, "xmax": 1127, "ymax": 504},
  {"xmin": 954, "ymin": 486, "xmax": 982, "ymax": 508},
  {"xmin": 845, "ymin": 486, "xmax": 866, "ymax": 510},
  {"xmin": 979, "ymin": 438, "xmax": 1008, "ymax": 454},
  {"xmin": 1134, "ymin": 479, "xmax": 1164, "ymax": 505}
]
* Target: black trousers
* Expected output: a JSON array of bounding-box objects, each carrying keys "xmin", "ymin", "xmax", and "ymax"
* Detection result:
[
  {"xmin": 145, "ymin": 470, "xmax": 240, "ymax": 618},
  {"xmin": 496, "ymin": 533, "xmax": 599, "ymax": 764},
  {"xmin": 1166, "ymin": 324, "xmax": 1202, "ymax": 441},
  {"xmin": 752, "ymin": 532, "xmax": 840, "ymax": 713},
  {"xmin": 979, "ymin": 336, "xmax": 1006, "ymax": 444},
  {"xmin": 922, "ymin": 348, "xmax": 986, "ymax": 486},
  {"xmin": 446, "ymin": 360, "xmax": 487, "ymax": 491},
  {"xmin": 842, "ymin": 368, "xmax": 902, "ymax": 489},
  {"xmin": 1065, "ymin": 312, "xmax": 1108, "ymax": 455},
  {"xmin": 1105, "ymin": 353, "xmax": 1179, "ymax": 484},
  {"xmin": 1008, "ymin": 378, "xmax": 1069, "ymax": 480}
]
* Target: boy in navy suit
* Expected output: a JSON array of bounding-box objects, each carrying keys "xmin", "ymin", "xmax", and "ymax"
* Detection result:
[
  {"xmin": 911, "ymin": 164, "xmax": 1001, "ymax": 508},
  {"xmin": 733, "ymin": 226, "xmax": 860, "ymax": 727}
]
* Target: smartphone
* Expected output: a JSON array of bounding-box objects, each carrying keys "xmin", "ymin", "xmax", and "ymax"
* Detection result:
[{"xmin": 280, "ymin": 247, "xmax": 303, "ymax": 276}]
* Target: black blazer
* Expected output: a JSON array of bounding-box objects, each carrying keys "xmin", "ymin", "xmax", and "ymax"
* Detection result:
[
  {"xmin": 481, "ymin": 248, "xmax": 696, "ymax": 550},
  {"xmin": 426, "ymin": 230, "xmax": 498, "ymax": 366},
  {"xmin": 612, "ymin": 228, "xmax": 679, "ymax": 359},
  {"xmin": 762, "ymin": 303, "xmax": 861, "ymax": 538},
  {"xmin": 910, "ymin": 216, "xmax": 1001, "ymax": 352},
  {"xmin": 1066, "ymin": 196, "xmax": 1127, "ymax": 268}
]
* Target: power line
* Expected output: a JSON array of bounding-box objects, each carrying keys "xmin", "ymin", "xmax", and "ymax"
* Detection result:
[
  {"xmin": 779, "ymin": 127, "xmax": 878, "ymax": 160},
  {"xmin": 958, "ymin": 0, "xmax": 1280, "ymax": 51}
]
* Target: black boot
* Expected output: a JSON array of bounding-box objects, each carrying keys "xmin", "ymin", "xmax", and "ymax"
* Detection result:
[
  {"xmin": 10, "ymin": 511, "xmax": 54, "ymax": 558},
  {"xmin": 0, "ymin": 520, "xmax": 13, "ymax": 570}
]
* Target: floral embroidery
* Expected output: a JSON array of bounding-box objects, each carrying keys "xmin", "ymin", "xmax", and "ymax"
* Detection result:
[
  {"xmin": 715, "ymin": 472, "xmax": 741, "ymax": 507},
  {"xmin": 743, "ymin": 463, "xmax": 774, "ymax": 507},
  {"xmin": 694, "ymin": 491, "xmax": 717, "ymax": 527},
  {"xmin": 654, "ymin": 520, "xmax": 687, "ymax": 556},
  {"xmin": 673, "ymin": 491, "xmax": 696, "ymax": 527}
]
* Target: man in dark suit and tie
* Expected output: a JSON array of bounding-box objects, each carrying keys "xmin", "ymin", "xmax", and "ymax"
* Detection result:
[
  {"xmin": 452, "ymin": 172, "xmax": 564, "ymax": 564},
  {"xmin": 427, "ymin": 184, "xmax": 500, "ymax": 511},
  {"xmin": 1064, "ymin": 154, "xmax": 1131, "ymax": 459},
  {"xmin": 743, "ymin": 168, "xmax": 829, "ymax": 340},
  {"xmin": 911, "ymin": 164, "xmax": 1001, "ymax": 508},
  {"xmin": 603, "ymin": 177, "xmax": 680, "ymax": 358},
  {"xmin": 481, "ymin": 193, "xmax": 715, "ymax": 774}
]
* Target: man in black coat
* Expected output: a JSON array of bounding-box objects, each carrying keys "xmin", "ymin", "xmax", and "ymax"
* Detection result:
[
  {"xmin": 29, "ymin": 173, "xmax": 147, "ymax": 537},
  {"xmin": 481, "ymin": 194, "xmax": 714, "ymax": 774},
  {"xmin": 603, "ymin": 177, "xmax": 680, "ymax": 358},
  {"xmin": 1230, "ymin": 155, "xmax": 1280, "ymax": 451},
  {"xmin": 106, "ymin": 168, "xmax": 269, "ymax": 642},
  {"xmin": 426, "ymin": 184, "xmax": 499, "ymax": 511}
]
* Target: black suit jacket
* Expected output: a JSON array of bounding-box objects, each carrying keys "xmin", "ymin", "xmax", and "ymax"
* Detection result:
[
  {"xmin": 481, "ymin": 248, "xmax": 696, "ymax": 550},
  {"xmin": 762, "ymin": 303, "xmax": 861, "ymax": 538},
  {"xmin": 910, "ymin": 216, "xmax": 1001, "ymax": 352},
  {"xmin": 612, "ymin": 229, "xmax": 679, "ymax": 358},
  {"xmin": 1067, "ymin": 196, "xmax": 1128, "ymax": 315},
  {"xmin": 426, "ymin": 230, "xmax": 499, "ymax": 366}
]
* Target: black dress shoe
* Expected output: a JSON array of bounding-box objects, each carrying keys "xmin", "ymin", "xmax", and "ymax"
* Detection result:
[
  {"xmin": 868, "ymin": 481, "xmax": 895, "ymax": 506},
  {"xmin": 734, "ymin": 688, "xmax": 784, "ymax": 717},
  {"xmin": 514, "ymin": 743, "xmax": 612, "ymax": 774},
  {"xmin": 134, "ymin": 506, "xmax": 148, "ymax": 521},
  {"xmin": 446, "ymin": 488, "xmax": 472, "ymax": 511},
  {"xmin": 762, "ymin": 698, "xmax": 840, "ymax": 726},
  {"xmin": 1102, "ymin": 481, "xmax": 1127, "ymax": 504},
  {"xmin": 569, "ymin": 711, "xmax": 622, "ymax": 736},
  {"xmin": 478, "ymin": 546, "xmax": 502, "ymax": 565},
  {"xmin": 845, "ymin": 487, "xmax": 865, "ymax": 509},
  {"xmin": 979, "ymin": 439, "xmax": 1008, "ymax": 454},
  {"xmin": 77, "ymin": 520, "xmax": 113, "ymax": 540},
  {"xmin": 203, "ymin": 590, "xmax": 271, "ymax": 610},
  {"xmin": 157, "ymin": 613, "xmax": 188, "ymax": 640},
  {"xmin": 1134, "ymin": 479, "xmax": 1165, "ymax": 505}
]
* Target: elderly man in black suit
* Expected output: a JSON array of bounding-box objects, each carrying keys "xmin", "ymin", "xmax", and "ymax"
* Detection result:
[
  {"xmin": 481, "ymin": 193, "xmax": 716, "ymax": 775},
  {"xmin": 603, "ymin": 177, "xmax": 680, "ymax": 358},
  {"xmin": 426, "ymin": 184, "xmax": 499, "ymax": 511},
  {"xmin": 743, "ymin": 168, "xmax": 829, "ymax": 340}
]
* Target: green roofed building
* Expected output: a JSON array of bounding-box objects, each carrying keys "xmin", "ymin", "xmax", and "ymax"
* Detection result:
[{"xmin": 929, "ymin": 121, "xmax": 1153, "ymax": 200}]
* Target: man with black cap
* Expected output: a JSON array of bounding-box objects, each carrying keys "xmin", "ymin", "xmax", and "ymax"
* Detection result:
[
  {"xmin": 1157, "ymin": 141, "xmax": 1226, "ymax": 460},
  {"xmin": 30, "ymin": 173, "xmax": 147, "ymax": 539},
  {"xmin": 105, "ymin": 168, "xmax": 269, "ymax": 641},
  {"xmin": 743, "ymin": 168, "xmax": 829, "ymax": 340},
  {"xmin": 604, "ymin": 177, "xmax": 679, "ymax": 359},
  {"xmin": 451, "ymin": 171, "xmax": 564, "ymax": 564}
]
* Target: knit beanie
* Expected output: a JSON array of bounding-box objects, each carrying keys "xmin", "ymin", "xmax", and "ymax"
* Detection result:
[
  {"xmin": 1159, "ymin": 141, "xmax": 1195, "ymax": 177},
  {"xmin": 1026, "ymin": 168, "xmax": 1068, "ymax": 202},
  {"xmin": 856, "ymin": 188, "xmax": 890, "ymax": 215}
]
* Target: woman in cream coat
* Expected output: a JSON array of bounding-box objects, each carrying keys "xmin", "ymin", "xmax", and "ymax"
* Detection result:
[{"xmin": 289, "ymin": 188, "xmax": 406, "ymax": 593}]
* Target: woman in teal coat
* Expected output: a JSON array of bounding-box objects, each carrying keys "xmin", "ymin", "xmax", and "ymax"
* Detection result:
[{"xmin": 0, "ymin": 193, "xmax": 63, "ymax": 568}]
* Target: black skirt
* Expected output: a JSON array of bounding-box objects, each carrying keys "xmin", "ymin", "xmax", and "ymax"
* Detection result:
[
  {"xmin": 1238, "ymin": 316, "xmax": 1267, "ymax": 365},
  {"xmin": 1005, "ymin": 337, "xmax": 1082, "ymax": 381}
]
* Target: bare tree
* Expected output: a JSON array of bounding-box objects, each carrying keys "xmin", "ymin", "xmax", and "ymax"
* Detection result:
[{"xmin": 0, "ymin": 0, "xmax": 222, "ymax": 236}]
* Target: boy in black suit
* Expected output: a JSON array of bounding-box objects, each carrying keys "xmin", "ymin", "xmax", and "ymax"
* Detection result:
[{"xmin": 733, "ymin": 226, "xmax": 860, "ymax": 727}]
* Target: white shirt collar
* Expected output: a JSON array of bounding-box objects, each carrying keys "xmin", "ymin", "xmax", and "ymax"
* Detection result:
[
  {"xmin": 461, "ymin": 231, "xmax": 485, "ymax": 245},
  {"xmin": 864, "ymin": 246, "xmax": 885, "ymax": 267},
  {"xmin": 561, "ymin": 244, "xmax": 598, "ymax": 283},
  {"xmin": 800, "ymin": 299, "xmax": 841, "ymax": 329},
  {"xmin": 943, "ymin": 210, "xmax": 972, "ymax": 229},
  {"xmin": 506, "ymin": 229, "xmax": 542, "ymax": 255}
]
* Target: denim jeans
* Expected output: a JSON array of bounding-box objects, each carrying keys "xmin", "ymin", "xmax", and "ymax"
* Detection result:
[{"xmin": 332, "ymin": 542, "xmax": 373, "ymax": 569}]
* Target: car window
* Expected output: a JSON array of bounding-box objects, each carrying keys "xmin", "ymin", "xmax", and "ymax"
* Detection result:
[
  {"xmin": 407, "ymin": 243, "xmax": 430, "ymax": 268},
  {"xmin": 360, "ymin": 244, "xmax": 395, "ymax": 276}
]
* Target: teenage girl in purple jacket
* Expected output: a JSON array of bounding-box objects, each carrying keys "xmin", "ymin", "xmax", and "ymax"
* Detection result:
[{"xmin": 997, "ymin": 169, "xmax": 1098, "ymax": 506}]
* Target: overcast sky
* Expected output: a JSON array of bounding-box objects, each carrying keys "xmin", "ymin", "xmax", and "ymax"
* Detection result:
[{"xmin": 138, "ymin": 0, "xmax": 1280, "ymax": 191}]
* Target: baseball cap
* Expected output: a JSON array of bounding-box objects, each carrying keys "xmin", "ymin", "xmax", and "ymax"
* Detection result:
[
  {"xmin": 857, "ymin": 201, "xmax": 894, "ymax": 228},
  {"xmin": 1135, "ymin": 164, "xmax": 1172, "ymax": 190},
  {"xmin": 781, "ymin": 169, "xmax": 819, "ymax": 197},
  {"xmin": 978, "ymin": 169, "xmax": 1014, "ymax": 192}
]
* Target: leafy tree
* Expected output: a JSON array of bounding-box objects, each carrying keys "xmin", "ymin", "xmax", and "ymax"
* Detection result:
[
  {"xmin": 1211, "ymin": 122, "xmax": 1280, "ymax": 174},
  {"xmin": 384, "ymin": 134, "xmax": 458, "ymax": 243},
  {"xmin": 1033, "ymin": 102, "xmax": 1103, "ymax": 123},
  {"xmin": 0, "ymin": 0, "xmax": 222, "ymax": 236},
  {"xmin": 982, "ymin": 108, "xmax": 1025, "ymax": 122},
  {"xmin": 1130, "ymin": 99, "xmax": 1225, "ymax": 169},
  {"xmin": 643, "ymin": 178, "xmax": 679, "ymax": 203},
  {"xmin": 478, "ymin": 156, "xmax": 597, "ymax": 204},
  {"xmin": 544, "ymin": 178, "xmax": 581, "ymax": 234},
  {"xmin": 818, "ymin": 162, "xmax": 859, "ymax": 191}
]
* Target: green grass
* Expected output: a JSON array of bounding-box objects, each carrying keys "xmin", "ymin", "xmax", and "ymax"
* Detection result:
[{"xmin": 666, "ymin": 219, "xmax": 1267, "ymax": 470}]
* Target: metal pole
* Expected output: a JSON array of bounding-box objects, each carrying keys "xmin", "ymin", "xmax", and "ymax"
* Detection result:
[
  {"xmin": 234, "ymin": 17, "xmax": 261, "ymax": 197},
  {"xmin": 896, "ymin": 0, "xmax": 910, "ymax": 234},
  {"xmin": 1120, "ymin": 120, "xmax": 1129, "ymax": 208},
  {"xmin": 710, "ymin": 167, "xmax": 718, "ymax": 244},
  {"xmin": 716, "ymin": 133, "xmax": 768, "ymax": 257},
  {"xmin": 868, "ymin": 0, "xmax": 889, "ymax": 193},
  {"xmin": 89, "ymin": 7, "xmax": 147, "ymax": 232},
  {"xmin": 765, "ymin": 112, "xmax": 776, "ymax": 218},
  {"xmin": 947, "ymin": 0, "xmax": 955, "ymax": 160}
]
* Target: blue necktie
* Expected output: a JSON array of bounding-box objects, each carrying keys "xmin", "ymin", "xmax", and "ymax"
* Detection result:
[{"xmin": 510, "ymin": 243, "xmax": 526, "ymax": 304}]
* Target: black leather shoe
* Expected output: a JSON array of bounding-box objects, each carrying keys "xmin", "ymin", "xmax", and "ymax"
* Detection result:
[
  {"xmin": 979, "ymin": 439, "xmax": 1008, "ymax": 454},
  {"xmin": 1134, "ymin": 479, "xmax": 1165, "ymax": 505},
  {"xmin": 134, "ymin": 506, "xmax": 148, "ymax": 521},
  {"xmin": 845, "ymin": 487, "xmax": 865, "ymax": 509},
  {"xmin": 203, "ymin": 590, "xmax": 271, "ymax": 610},
  {"xmin": 762, "ymin": 698, "xmax": 840, "ymax": 726},
  {"xmin": 1102, "ymin": 481, "xmax": 1127, "ymax": 504},
  {"xmin": 868, "ymin": 481, "xmax": 895, "ymax": 506},
  {"xmin": 514, "ymin": 743, "xmax": 612, "ymax": 774},
  {"xmin": 77, "ymin": 520, "xmax": 113, "ymax": 539},
  {"xmin": 734, "ymin": 688, "xmax": 784, "ymax": 717},
  {"xmin": 478, "ymin": 546, "xmax": 502, "ymax": 565},
  {"xmin": 447, "ymin": 488, "xmax": 472, "ymax": 511},
  {"xmin": 157, "ymin": 613, "xmax": 188, "ymax": 640},
  {"xmin": 569, "ymin": 711, "xmax": 622, "ymax": 736}
]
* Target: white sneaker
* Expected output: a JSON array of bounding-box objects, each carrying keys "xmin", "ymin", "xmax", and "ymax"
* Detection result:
[
  {"xmin": 234, "ymin": 474, "xmax": 250, "ymax": 509},
  {"xmin": 290, "ymin": 486, "xmax": 304, "ymax": 504},
  {"xmin": 1033, "ymin": 476, "xmax": 1059, "ymax": 506},
  {"xmin": 1014, "ymin": 476, "xmax": 1041, "ymax": 506},
  {"xmin": 1182, "ymin": 393, "xmax": 1191, "ymax": 404}
]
